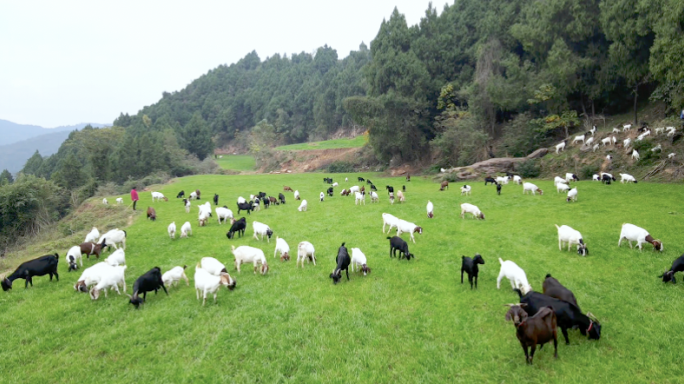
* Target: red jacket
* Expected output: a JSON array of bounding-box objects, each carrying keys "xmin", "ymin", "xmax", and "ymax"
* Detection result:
[{"xmin": 131, "ymin": 189, "xmax": 139, "ymax": 201}]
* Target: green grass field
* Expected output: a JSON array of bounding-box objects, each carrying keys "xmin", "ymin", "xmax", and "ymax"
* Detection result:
[
  {"xmin": 275, "ymin": 136, "xmax": 366, "ymax": 151},
  {"xmin": 2, "ymin": 174, "xmax": 684, "ymax": 383},
  {"xmin": 215, "ymin": 154, "xmax": 255, "ymax": 171}
]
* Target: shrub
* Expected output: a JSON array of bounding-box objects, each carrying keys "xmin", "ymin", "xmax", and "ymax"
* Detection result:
[
  {"xmin": 581, "ymin": 164, "xmax": 600, "ymax": 180},
  {"xmin": 328, "ymin": 161, "xmax": 356, "ymax": 173},
  {"xmin": 517, "ymin": 159, "xmax": 541, "ymax": 178}
]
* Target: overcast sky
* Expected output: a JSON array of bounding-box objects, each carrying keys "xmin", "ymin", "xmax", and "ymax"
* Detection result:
[{"xmin": 0, "ymin": 0, "xmax": 446, "ymax": 128}]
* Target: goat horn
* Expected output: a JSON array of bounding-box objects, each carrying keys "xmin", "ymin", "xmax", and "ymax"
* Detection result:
[
  {"xmin": 503, "ymin": 303, "xmax": 521, "ymax": 307},
  {"xmin": 586, "ymin": 312, "xmax": 599, "ymax": 322}
]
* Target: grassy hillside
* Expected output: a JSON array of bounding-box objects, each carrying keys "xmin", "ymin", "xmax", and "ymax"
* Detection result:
[
  {"xmin": 215, "ymin": 155, "xmax": 256, "ymax": 172},
  {"xmin": 2, "ymin": 174, "xmax": 684, "ymax": 383},
  {"xmin": 275, "ymin": 136, "xmax": 366, "ymax": 151}
]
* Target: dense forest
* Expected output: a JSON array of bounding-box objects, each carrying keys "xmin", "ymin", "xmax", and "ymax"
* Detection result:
[{"xmin": 2, "ymin": 0, "xmax": 683, "ymax": 250}]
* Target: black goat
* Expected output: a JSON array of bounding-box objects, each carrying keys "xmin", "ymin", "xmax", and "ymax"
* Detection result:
[
  {"xmin": 227, "ymin": 217, "xmax": 247, "ymax": 239},
  {"xmin": 263, "ymin": 198, "xmax": 270, "ymax": 209},
  {"xmin": 485, "ymin": 177, "xmax": 497, "ymax": 185},
  {"xmin": 176, "ymin": 190, "xmax": 185, "ymax": 198},
  {"xmin": 366, "ymin": 179, "xmax": 373, "ymax": 185},
  {"xmin": 2, "ymin": 253, "xmax": 59, "ymax": 291},
  {"xmin": 496, "ymin": 183, "xmax": 502, "ymax": 195},
  {"xmin": 461, "ymin": 254, "xmax": 485, "ymax": 289},
  {"xmin": 659, "ymin": 254, "xmax": 684, "ymax": 283},
  {"xmin": 257, "ymin": 192, "xmax": 267, "ymax": 199},
  {"xmin": 402, "ymin": 185, "xmax": 406, "ymax": 192},
  {"xmin": 505, "ymin": 304, "xmax": 558, "ymax": 365},
  {"xmin": 386, "ymin": 185, "xmax": 394, "ymax": 194},
  {"xmin": 388, "ymin": 236, "xmax": 413, "ymax": 260},
  {"xmin": 327, "ymin": 187, "xmax": 334, "ymax": 197},
  {"xmin": 515, "ymin": 289, "xmax": 601, "ymax": 344},
  {"xmin": 358, "ymin": 177, "xmax": 365, "ymax": 182},
  {"xmin": 278, "ymin": 193, "xmax": 286, "ymax": 204},
  {"xmin": 237, "ymin": 201, "xmax": 253, "ymax": 215},
  {"xmin": 213, "ymin": 194, "xmax": 219, "ymax": 206},
  {"xmin": 128, "ymin": 267, "xmax": 168, "ymax": 308},
  {"xmin": 330, "ymin": 243, "xmax": 351, "ymax": 284},
  {"xmin": 601, "ymin": 173, "xmax": 616, "ymax": 184},
  {"xmin": 370, "ymin": 184, "xmax": 377, "ymax": 191},
  {"xmin": 542, "ymin": 274, "xmax": 579, "ymax": 307}
]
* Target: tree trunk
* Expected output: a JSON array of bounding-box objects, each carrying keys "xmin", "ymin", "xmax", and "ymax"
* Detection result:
[
  {"xmin": 591, "ymin": 100, "xmax": 595, "ymax": 120},
  {"xmin": 633, "ymin": 83, "xmax": 639, "ymax": 125}
]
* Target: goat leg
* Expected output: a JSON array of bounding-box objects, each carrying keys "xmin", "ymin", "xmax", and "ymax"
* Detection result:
[
  {"xmin": 561, "ymin": 327, "xmax": 570, "ymax": 345},
  {"xmin": 529, "ymin": 344, "xmax": 537, "ymax": 364},
  {"xmin": 521, "ymin": 344, "xmax": 530, "ymax": 364}
]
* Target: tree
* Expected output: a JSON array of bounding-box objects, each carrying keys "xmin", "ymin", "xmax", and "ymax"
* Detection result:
[
  {"xmin": 51, "ymin": 152, "xmax": 88, "ymax": 190},
  {"xmin": 0, "ymin": 169, "xmax": 13, "ymax": 184},
  {"xmin": 181, "ymin": 113, "xmax": 214, "ymax": 161},
  {"xmin": 22, "ymin": 150, "xmax": 44, "ymax": 176}
]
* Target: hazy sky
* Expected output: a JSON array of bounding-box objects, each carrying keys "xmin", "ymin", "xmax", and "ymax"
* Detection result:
[{"xmin": 0, "ymin": 0, "xmax": 446, "ymax": 128}]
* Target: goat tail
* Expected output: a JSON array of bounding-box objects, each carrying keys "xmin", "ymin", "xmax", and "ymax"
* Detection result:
[
  {"xmin": 545, "ymin": 273, "xmax": 552, "ymax": 278},
  {"xmin": 498, "ymin": 257, "xmax": 504, "ymax": 265},
  {"xmin": 231, "ymin": 245, "xmax": 236, "ymax": 252},
  {"xmin": 341, "ymin": 242, "xmax": 345, "ymax": 247},
  {"xmin": 196, "ymin": 262, "xmax": 201, "ymax": 269},
  {"xmin": 554, "ymin": 224, "xmax": 560, "ymax": 230},
  {"xmin": 183, "ymin": 265, "xmax": 187, "ymax": 270}
]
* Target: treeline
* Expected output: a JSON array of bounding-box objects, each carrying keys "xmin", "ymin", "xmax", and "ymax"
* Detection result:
[{"xmin": 114, "ymin": 0, "xmax": 683, "ymax": 167}]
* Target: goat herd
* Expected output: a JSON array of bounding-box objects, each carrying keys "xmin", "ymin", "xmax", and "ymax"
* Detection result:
[{"xmin": 3, "ymin": 171, "xmax": 683, "ymax": 366}]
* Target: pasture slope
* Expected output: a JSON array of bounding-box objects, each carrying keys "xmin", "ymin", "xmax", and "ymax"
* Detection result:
[{"xmin": 1, "ymin": 173, "xmax": 684, "ymax": 383}]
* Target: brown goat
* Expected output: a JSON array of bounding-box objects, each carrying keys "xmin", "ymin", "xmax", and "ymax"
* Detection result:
[
  {"xmin": 505, "ymin": 304, "xmax": 558, "ymax": 364},
  {"xmin": 283, "ymin": 186, "xmax": 293, "ymax": 192},
  {"xmin": 147, "ymin": 207, "xmax": 157, "ymax": 221},
  {"xmin": 440, "ymin": 181, "xmax": 449, "ymax": 191},
  {"xmin": 79, "ymin": 240, "xmax": 107, "ymax": 260}
]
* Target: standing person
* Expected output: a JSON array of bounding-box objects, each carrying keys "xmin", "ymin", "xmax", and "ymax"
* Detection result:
[{"xmin": 131, "ymin": 187, "xmax": 139, "ymax": 210}]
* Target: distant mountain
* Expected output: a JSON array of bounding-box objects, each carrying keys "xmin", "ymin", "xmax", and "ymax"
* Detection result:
[
  {"xmin": 0, "ymin": 120, "xmax": 107, "ymax": 147},
  {"xmin": 0, "ymin": 131, "xmax": 72, "ymax": 174}
]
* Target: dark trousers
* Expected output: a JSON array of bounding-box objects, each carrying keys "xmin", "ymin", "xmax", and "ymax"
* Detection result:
[{"xmin": 133, "ymin": 200, "xmax": 137, "ymax": 210}]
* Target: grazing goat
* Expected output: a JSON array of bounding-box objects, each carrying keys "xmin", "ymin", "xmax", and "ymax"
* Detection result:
[
  {"xmin": 146, "ymin": 207, "xmax": 157, "ymax": 221},
  {"xmin": 461, "ymin": 253, "xmax": 485, "ymax": 289},
  {"xmin": 396, "ymin": 219, "xmax": 422, "ymax": 243},
  {"xmin": 565, "ymin": 173, "xmax": 579, "ymax": 183},
  {"xmin": 296, "ymin": 241, "xmax": 316, "ymax": 267},
  {"xmin": 98, "ymin": 229, "xmax": 127, "ymax": 251},
  {"xmin": 589, "ymin": 126, "xmax": 596, "ymax": 135},
  {"xmin": 496, "ymin": 176, "xmax": 510, "ymax": 185},
  {"xmin": 162, "ymin": 266, "xmax": 189, "ymax": 288},
  {"xmin": 460, "ymin": 203, "xmax": 485, "ymax": 220},
  {"xmin": 89, "ymin": 265, "xmax": 127, "ymax": 300},
  {"xmin": 252, "ymin": 221, "xmax": 274, "ymax": 242},
  {"xmin": 439, "ymin": 180, "xmax": 449, "ymax": 191},
  {"xmin": 269, "ymin": 196, "xmax": 279, "ymax": 206},
  {"xmin": 572, "ymin": 134, "xmax": 585, "ymax": 144},
  {"xmin": 515, "ymin": 289, "xmax": 601, "ymax": 344},
  {"xmin": 668, "ymin": 153, "xmax": 676, "ymax": 159},
  {"xmin": 294, "ymin": 190, "xmax": 300, "ymax": 200},
  {"xmin": 354, "ymin": 192, "xmax": 365, "ymax": 205},
  {"xmin": 601, "ymin": 137, "xmax": 611, "ymax": 146},
  {"xmin": 496, "ymin": 183, "xmax": 502, "ymax": 195},
  {"xmin": 231, "ymin": 245, "xmax": 269, "ymax": 274},
  {"xmin": 612, "ymin": 127, "xmax": 620, "ymax": 134},
  {"xmin": 632, "ymin": 149, "xmax": 640, "ymax": 161},
  {"xmin": 556, "ymin": 183, "xmax": 570, "ymax": 193},
  {"xmin": 116, "ymin": 197, "xmax": 123, "ymax": 204},
  {"xmin": 460, "ymin": 185, "xmax": 471, "ymax": 195},
  {"xmin": 104, "ymin": 249, "xmax": 126, "ymax": 266},
  {"xmin": 592, "ymin": 143, "xmax": 600, "ymax": 152},
  {"xmin": 151, "ymin": 192, "xmax": 167, "ymax": 202},
  {"xmin": 237, "ymin": 201, "xmax": 253, "ymax": 215},
  {"xmin": 226, "ymin": 217, "xmax": 246, "ymax": 239},
  {"xmin": 180, "ymin": 221, "xmax": 192, "ymax": 238},
  {"xmin": 283, "ymin": 186, "xmax": 293, "ymax": 192},
  {"xmin": 600, "ymin": 172, "xmax": 616, "ymax": 184},
  {"xmin": 349, "ymin": 185, "xmax": 360, "ymax": 194},
  {"xmin": 543, "ymin": 274, "xmax": 579, "ymax": 307},
  {"xmin": 618, "ymin": 223, "xmax": 662, "ymax": 251},
  {"xmin": 183, "ymin": 198, "xmax": 191, "ymax": 213},
  {"xmin": 176, "ymin": 190, "xmax": 185, "ymax": 198},
  {"xmin": 278, "ymin": 193, "xmax": 286, "ymax": 204},
  {"xmin": 522, "ymin": 182, "xmax": 543, "ymax": 195},
  {"xmin": 382, "ymin": 212, "xmax": 400, "ymax": 234},
  {"xmin": 168, "ymin": 222, "xmax": 176, "ymax": 239},
  {"xmin": 128, "ymin": 267, "xmax": 168, "ymax": 308},
  {"xmin": 194, "ymin": 265, "xmax": 235, "ymax": 305},
  {"xmin": 505, "ymin": 304, "xmax": 558, "ymax": 365},
  {"xmin": 65, "ymin": 246, "xmax": 83, "ymax": 271},
  {"xmin": 388, "ymin": 236, "xmax": 413, "ymax": 260},
  {"xmin": 553, "ymin": 176, "xmax": 568, "ymax": 186},
  {"xmin": 620, "ymin": 173, "xmax": 637, "ymax": 183},
  {"xmin": 659, "ymin": 254, "xmax": 684, "ymax": 284},
  {"xmin": 566, "ymin": 187, "xmax": 578, "ymax": 202},
  {"xmin": 216, "ymin": 207, "xmax": 234, "ymax": 224},
  {"xmin": 358, "ymin": 177, "xmax": 365, "ymax": 182},
  {"xmin": 623, "ymin": 123, "xmax": 632, "ymax": 131},
  {"xmin": 199, "ymin": 257, "xmax": 236, "ymax": 290},
  {"xmin": 386, "ymin": 185, "xmax": 394, "ymax": 194},
  {"xmin": 350, "ymin": 248, "xmax": 371, "ymax": 276},
  {"xmin": 484, "ymin": 176, "xmax": 497, "ymax": 185},
  {"xmin": 554, "ymin": 140, "xmax": 566, "ymax": 154},
  {"xmin": 298, "ymin": 199, "xmax": 308, "ymax": 211},
  {"xmin": 274, "ymin": 237, "xmax": 290, "ymax": 261},
  {"xmin": 585, "ymin": 136, "xmax": 594, "ymax": 146},
  {"xmin": 513, "ymin": 175, "xmax": 522, "ymax": 185},
  {"xmin": 102, "ymin": 198, "xmax": 108, "ymax": 205},
  {"xmin": 326, "ymin": 187, "xmax": 333, "ymax": 197},
  {"xmin": 370, "ymin": 191, "xmax": 379, "ymax": 203},
  {"xmin": 426, "ymin": 200, "xmax": 434, "ymax": 218},
  {"xmin": 555, "ymin": 225, "xmax": 588, "ymax": 256},
  {"xmin": 73, "ymin": 262, "xmax": 114, "ymax": 293},
  {"xmin": 79, "ymin": 240, "xmax": 107, "ymax": 261},
  {"xmin": 592, "ymin": 174, "xmax": 600, "ymax": 181},
  {"xmin": 623, "ymin": 138, "xmax": 631, "ymax": 148},
  {"xmin": 497, "ymin": 258, "xmax": 532, "ymax": 294},
  {"xmin": 396, "ymin": 190, "xmax": 405, "ymax": 203},
  {"xmin": 389, "ymin": 192, "xmax": 395, "ymax": 204},
  {"xmin": 330, "ymin": 243, "xmax": 351, "ymax": 284},
  {"xmin": 189, "ymin": 191, "xmax": 198, "ymax": 200}
]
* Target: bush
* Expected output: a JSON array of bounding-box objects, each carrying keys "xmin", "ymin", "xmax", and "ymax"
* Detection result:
[
  {"xmin": 580, "ymin": 164, "xmax": 600, "ymax": 180},
  {"xmin": 327, "ymin": 161, "xmax": 356, "ymax": 173},
  {"xmin": 632, "ymin": 140, "xmax": 661, "ymax": 165},
  {"xmin": 517, "ymin": 159, "xmax": 541, "ymax": 178}
]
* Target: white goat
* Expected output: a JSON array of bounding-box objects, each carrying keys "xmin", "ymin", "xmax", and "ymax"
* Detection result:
[
  {"xmin": 556, "ymin": 183, "xmax": 570, "ymax": 193},
  {"xmin": 513, "ymin": 175, "xmax": 522, "ymax": 185},
  {"xmin": 553, "ymin": 176, "xmax": 568, "ymax": 186},
  {"xmin": 84, "ymin": 227, "xmax": 100, "ymax": 243},
  {"xmin": 252, "ymin": 221, "xmax": 273, "ymax": 242},
  {"xmin": 298, "ymin": 199, "xmax": 309, "ymax": 211},
  {"xmin": 622, "ymin": 123, "xmax": 632, "ymax": 132},
  {"xmin": 572, "ymin": 134, "xmax": 585, "ymax": 144},
  {"xmin": 168, "ymin": 222, "xmax": 176, "ymax": 239},
  {"xmin": 495, "ymin": 176, "xmax": 510, "ymax": 185},
  {"xmin": 555, "ymin": 141, "xmax": 566, "ymax": 154},
  {"xmin": 98, "ymin": 229, "xmax": 126, "ymax": 250},
  {"xmin": 66, "ymin": 246, "xmax": 83, "ymax": 270},
  {"xmin": 592, "ymin": 143, "xmax": 600, "ymax": 152},
  {"xmin": 590, "ymin": 126, "xmax": 596, "ymax": 135},
  {"xmin": 162, "ymin": 266, "xmax": 189, "ymax": 288},
  {"xmin": 216, "ymin": 207, "xmax": 233, "ymax": 224},
  {"xmin": 523, "ymin": 182, "xmax": 543, "ymax": 195},
  {"xmin": 237, "ymin": 196, "xmax": 246, "ymax": 204},
  {"xmin": 355, "ymin": 192, "xmax": 365, "ymax": 205},
  {"xmin": 89, "ymin": 265, "xmax": 127, "ymax": 300},
  {"xmin": 460, "ymin": 203, "xmax": 484, "ymax": 220},
  {"xmin": 350, "ymin": 248, "xmax": 371, "ymax": 276},
  {"xmin": 105, "ymin": 249, "xmax": 125, "ymax": 266},
  {"xmin": 200, "ymin": 257, "xmax": 228, "ymax": 275},
  {"xmin": 297, "ymin": 241, "xmax": 316, "ymax": 268},
  {"xmin": 655, "ymin": 127, "xmax": 665, "ymax": 135},
  {"xmin": 184, "ymin": 198, "xmax": 191, "ymax": 213},
  {"xmin": 180, "ymin": 221, "xmax": 192, "ymax": 238},
  {"xmin": 194, "ymin": 265, "xmax": 235, "ymax": 306},
  {"xmin": 668, "ymin": 153, "xmax": 675, "ymax": 159},
  {"xmin": 382, "ymin": 213, "xmax": 400, "ymax": 234},
  {"xmin": 426, "ymin": 200, "xmax": 434, "ymax": 218},
  {"xmin": 231, "ymin": 245, "xmax": 269, "ymax": 274},
  {"xmin": 651, "ymin": 144, "xmax": 662, "ymax": 152},
  {"xmin": 397, "ymin": 190, "xmax": 405, "ymax": 203},
  {"xmin": 620, "ymin": 173, "xmax": 637, "ymax": 183},
  {"xmin": 198, "ymin": 210, "xmax": 210, "ymax": 227},
  {"xmin": 612, "ymin": 127, "xmax": 620, "ymax": 134},
  {"xmin": 555, "ymin": 225, "xmax": 587, "ymax": 256},
  {"xmin": 349, "ymin": 185, "xmax": 360, "ymax": 194},
  {"xmin": 601, "ymin": 137, "xmax": 612, "ymax": 146},
  {"xmin": 73, "ymin": 262, "xmax": 112, "ymax": 292},
  {"xmin": 566, "ymin": 187, "xmax": 578, "ymax": 202},
  {"xmin": 116, "ymin": 197, "xmax": 123, "ymax": 204},
  {"xmin": 189, "ymin": 191, "xmax": 198, "ymax": 200},
  {"xmin": 396, "ymin": 219, "xmax": 422, "ymax": 243},
  {"xmin": 632, "ymin": 149, "xmax": 640, "ymax": 161},
  {"xmin": 151, "ymin": 192, "xmax": 166, "ymax": 202},
  {"xmin": 102, "ymin": 198, "xmax": 108, "ymax": 205},
  {"xmin": 623, "ymin": 138, "xmax": 631, "ymax": 148},
  {"xmin": 319, "ymin": 192, "xmax": 324, "ymax": 202},
  {"xmin": 618, "ymin": 223, "xmax": 663, "ymax": 251},
  {"xmin": 496, "ymin": 258, "xmax": 532, "ymax": 294},
  {"xmin": 294, "ymin": 190, "xmax": 300, "ymax": 200},
  {"xmin": 592, "ymin": 174, "xmax": 600, "ymax": 181},
  {"xmin": 332, "ymin": 182, "xmax": 339, "ymax": 187},
  {"xmin": 585, "ymin": 137, "xmax": 594, "ymax": 146},
  {"xmin": 274, "ymin": 237, "xmax": 290, "ymax": 260},
  {"xmin": 370, "ymin": 191, "xmax": 379, "ymax": 203},
  {"xmin": 460, "ymin": 185, "xmax": 472, "ymax": 195}
]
